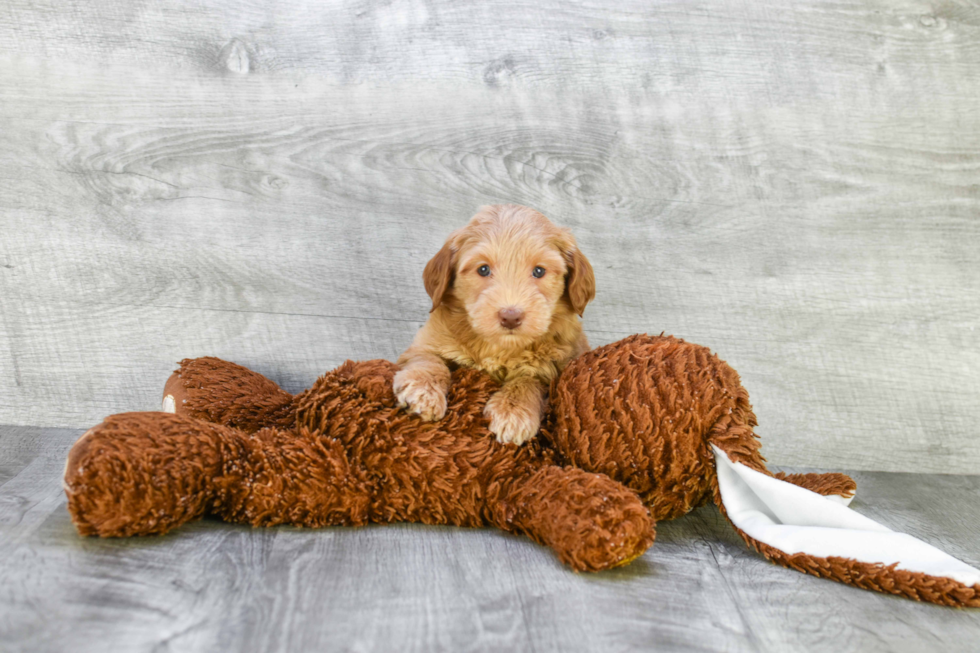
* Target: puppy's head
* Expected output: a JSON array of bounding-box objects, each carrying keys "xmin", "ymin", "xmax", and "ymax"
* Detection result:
[{"xmin": 423, "ymin": 204, "xmax": 595, "ymax": 344}]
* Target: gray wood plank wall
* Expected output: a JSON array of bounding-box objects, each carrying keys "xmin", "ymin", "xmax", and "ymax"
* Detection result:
[{"xmin": 1, "ymin": 0, "xmax": 978, "ymax": 473}]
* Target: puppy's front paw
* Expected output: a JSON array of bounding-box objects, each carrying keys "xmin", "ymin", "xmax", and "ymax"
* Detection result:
[
  {"xmin": 393, "ymin": 368, "xmax": 447, "ymax": 421},
  {"xmin": 485, "ymin": 393, "xmax": 540, "ymax": 445}
]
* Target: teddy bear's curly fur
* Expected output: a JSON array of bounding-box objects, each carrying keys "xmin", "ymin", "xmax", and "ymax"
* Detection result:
[{"xmin": 63, "ymin": 335, "xmax": 980, "ymax": 606}]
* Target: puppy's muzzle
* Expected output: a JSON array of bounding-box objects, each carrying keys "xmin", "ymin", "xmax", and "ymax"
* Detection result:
[{"xmin": 498, "ymin": 307, "xmax": 524, "ymax": 330}]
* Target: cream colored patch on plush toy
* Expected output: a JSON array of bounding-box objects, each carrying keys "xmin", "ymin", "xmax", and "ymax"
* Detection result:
[
  {"xmin": 62, "ymin": 425, "xmax": 98, "ymax": 493},
  {"xmin": 162, "ymin": 395, "xmax": 176, "ymax": 413}
]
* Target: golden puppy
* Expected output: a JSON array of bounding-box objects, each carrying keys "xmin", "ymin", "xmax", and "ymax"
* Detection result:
[{"xmin": 394, "ymin": 204, "xmax": 595, "ymax": 444}]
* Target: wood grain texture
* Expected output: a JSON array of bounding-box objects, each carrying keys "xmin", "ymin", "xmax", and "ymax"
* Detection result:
[
  {"xmin": 2, "ymin": 425, "xmax": 980, "ymax": 652},
  {"xmin": 1, "ymin": 0, "xmax": 979, "ymax": 472}
]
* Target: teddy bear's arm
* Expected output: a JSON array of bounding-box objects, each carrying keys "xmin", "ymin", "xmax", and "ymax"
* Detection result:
[{"xmin": 162, "ymin": 357, "xmax": 296, "ymax": 433}]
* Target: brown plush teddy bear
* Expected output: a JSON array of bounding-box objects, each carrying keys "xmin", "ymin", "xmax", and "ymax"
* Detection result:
[{"xmin": 63, "ymin": 334, "xmax": 980, "ymax": 606}]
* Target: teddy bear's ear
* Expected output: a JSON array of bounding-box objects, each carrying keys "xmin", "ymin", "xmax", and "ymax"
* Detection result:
[{"xmin": 423, "ymin": 239, "xmax": 457, "ymax": 312}]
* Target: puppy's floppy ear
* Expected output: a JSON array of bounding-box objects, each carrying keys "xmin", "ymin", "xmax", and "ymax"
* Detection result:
[
  {"xmin": 560, "ymin": 238, "xmax": 595, "ymax": 317},
  {"xmin": 423, "ymin": 240, "xmax": 456, "ymax": 312}
]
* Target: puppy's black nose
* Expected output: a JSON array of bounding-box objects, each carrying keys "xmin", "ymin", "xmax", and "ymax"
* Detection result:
[{"xmin": 498, "ymin": 307, "xmax": 524, "ymax": 330}]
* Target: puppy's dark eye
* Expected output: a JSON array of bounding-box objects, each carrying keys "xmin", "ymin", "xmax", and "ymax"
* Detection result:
[
  {"xmin": 532, "ymin": 266, "xmax": 546, "ymax": 278},
  {"xmin": 477, "ymin": 264, "xmax": 491, "ymax": 277}
]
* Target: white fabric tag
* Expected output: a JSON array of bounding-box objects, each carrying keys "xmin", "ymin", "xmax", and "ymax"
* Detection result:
[{"xmin": 711, "ymin": 444, "xmax": 980, "ymax": 587}]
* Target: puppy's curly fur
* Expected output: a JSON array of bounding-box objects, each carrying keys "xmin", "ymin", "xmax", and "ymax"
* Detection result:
[{"xmin": 394, "ymin": 204, "xmax": 595, "ymax": 444}]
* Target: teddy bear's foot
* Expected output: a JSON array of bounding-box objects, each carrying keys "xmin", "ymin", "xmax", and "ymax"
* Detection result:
[
  {"xmin": 493, "ymin": 466, "xmax": 655, "ymax": 572},
  {"xmin": 774, "ymin": 471, "xmax": 857, "ymax": 503},
  {"xmin": 65, "ymin": 412, "xmax": 231, "ymax": 537},
  {"xmin": 162, "ymin": 357, "xmax": 296, "ymax": 433}
]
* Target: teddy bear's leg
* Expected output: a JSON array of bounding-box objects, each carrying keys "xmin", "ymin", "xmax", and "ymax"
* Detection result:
[
  {"xmin": 210, "ymin": 422, "xmax": 373, "ymax": 529},
  {"xmin": 162, "ymin": 356, "xmax": 295, "ymax": 433},
  {"xmin": 65, "ymin": 412, "xmax": 234, "ymax": 536},
  {"xmin": 773, "ymin": 471, "xmax": 857, "ymax": 501},
  {"xmin": 65, "ymin": 412, "xmax": 373, "ymax": 537},
  {"xmin": 486, "ymin": 465, "xmax": 655, "ymax": 572}
]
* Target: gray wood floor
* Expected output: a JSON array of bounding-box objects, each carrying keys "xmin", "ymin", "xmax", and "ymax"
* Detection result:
[
  {"xmin": 2, "ymin": 425, "xmax": 979, "ymax": 653},
  {"xmin": 2, "ymin": 0, "xmax": 980, "ymax": 474}
]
